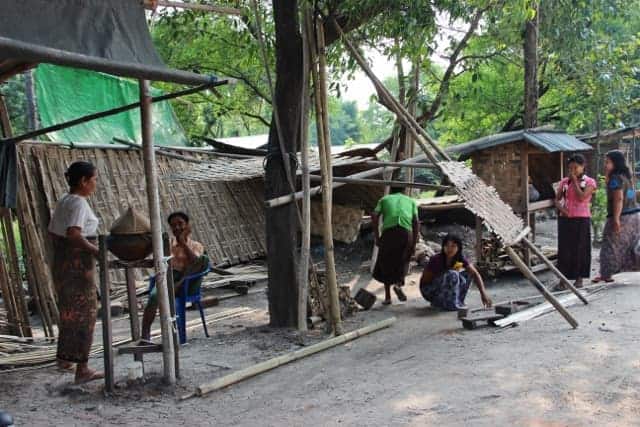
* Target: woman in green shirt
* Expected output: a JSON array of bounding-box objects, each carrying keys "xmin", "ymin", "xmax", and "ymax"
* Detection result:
[{"xmin": 372, "ymin": 188, "xmax": 419, "ymax": 305}]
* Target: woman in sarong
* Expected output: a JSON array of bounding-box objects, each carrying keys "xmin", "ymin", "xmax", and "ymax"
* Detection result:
[
  {"xmin": 48, "ymin": 161, "xmax": 103, "ymax": 384},
  {"xmin": 420, "ymin": 234, "xmax": 492, "ymax": 311},
  {"xmin": 554, "ymin": 154, "xmax": 597, "ymax": 290},
  {"xmin": 594, "ymin": 150, "xmax": 640, "ymax": 282}
]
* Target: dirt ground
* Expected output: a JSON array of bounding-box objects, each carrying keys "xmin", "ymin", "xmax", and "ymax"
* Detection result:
[{"xmin": 2, "ymin": 220, "xmax": 640, "ymax": 426}]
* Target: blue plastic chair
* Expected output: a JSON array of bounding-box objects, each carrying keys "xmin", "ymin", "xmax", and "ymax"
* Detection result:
[{"xmin": 149, "ymin": 265, "xmax": 211, "ymax": 344}]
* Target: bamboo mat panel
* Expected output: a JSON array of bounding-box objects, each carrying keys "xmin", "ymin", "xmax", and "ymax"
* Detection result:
[
  {"xmin": 166, "ymin": 153, "xmax": 369, "ymax": 182},
  {"xmin": 438, "ymin": 161, "xmax": 524, "ymax": 244}
]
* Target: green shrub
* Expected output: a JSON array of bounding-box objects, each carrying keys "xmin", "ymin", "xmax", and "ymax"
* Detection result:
[{"xmin": 591, "ymin": 175, "xmax": 607, "ymax": 243}]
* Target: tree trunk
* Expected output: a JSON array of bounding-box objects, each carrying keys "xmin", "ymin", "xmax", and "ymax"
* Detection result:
[
  {"xmin": 265, "ymin": 0, "xmax": 303, "ymax": 327},
  {"xmin": 523, "ymin": 3, "xmax": 539, "ymax": 129}
]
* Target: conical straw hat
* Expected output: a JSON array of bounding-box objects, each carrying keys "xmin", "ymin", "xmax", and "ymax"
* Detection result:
[{"xmin": 110, "ymin": 206, "xmax": 151, "ymax": 235}]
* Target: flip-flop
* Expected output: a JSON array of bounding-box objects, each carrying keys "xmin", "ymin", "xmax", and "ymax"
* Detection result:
[
  {"xmin": 393, "ymin": 285, "xmax": 407, "ymax": 302},
  {"xmin": 74, "ymin": 371, "xmax": 105, "ymax": 385}
]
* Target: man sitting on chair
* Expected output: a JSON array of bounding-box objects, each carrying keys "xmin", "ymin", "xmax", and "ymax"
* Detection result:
[{"xmin": 141, "ymin": 211, "xmax": 209, "ymax": 342}]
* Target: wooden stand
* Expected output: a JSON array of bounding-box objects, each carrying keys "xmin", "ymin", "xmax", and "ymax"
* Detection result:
[{"xmin": 98, "ymin": 233, "xmax": 180, "ymax": 392}]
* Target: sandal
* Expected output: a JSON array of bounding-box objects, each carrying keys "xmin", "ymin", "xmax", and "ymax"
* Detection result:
[
  {"xmin": 381, "ymin": 300, "xmax": 391, "ymax": 306},
  {"xmin": 592, "ymin": 276, "xmax": 614, "ymax": 284},
  {"xmin": 393, "ymin": 285, "xmax": 407, "ymax": 302},
  {"xmin": 74, "ymin": 370, "xmax": 105, "ymax": 385}
]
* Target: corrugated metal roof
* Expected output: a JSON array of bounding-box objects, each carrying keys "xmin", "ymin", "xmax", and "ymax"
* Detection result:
[{"xmin": 448, "ymin": 130, "xmax": 592, "ymax": 160}]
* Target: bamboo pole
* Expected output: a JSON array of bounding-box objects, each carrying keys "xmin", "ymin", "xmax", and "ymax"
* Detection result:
[
  {"xmin": 265, "ymin": 153, "xmax": 429, "ymax": 208},
  {"xmin": 504, "ymin": 246, "xmax": 578, "ymax": 328},
  {"xmin": 194, "ymin": 317, "xmax": 396, "ymax": 397},
  {"xmin": 521, "ymin": 238, "xmax": 588, "ymax": 305},
  {"xmin": 329, "ymin": 18, "xmax": 451, "ymax": 163},
  {"xmin": 298, "ymin": 5, "xmax": 312, "ymax": 332},
  {"xmin": 308, "ymin": 175, "xmax": 449, "ymax": 191},
  {"xmin": 313, "ymin": 16, "xmax": 343, "ymax": 336},
  {"xmin": 364, "ymin": 161, "xmax": 437, "ymax": 169},
  {"xmin": 139, "ymin": 79, "xmax": 176, "ymax": 385},
  {"xmin": 155, "ymin": 0, "xmax": 242, "ymax": 15}
]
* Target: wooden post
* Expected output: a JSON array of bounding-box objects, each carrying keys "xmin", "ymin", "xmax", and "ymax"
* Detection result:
[
  {"xmin": 521, "ymin": 238, "xmax": 588, "ymax": 305},
  {"xmin": 0, "ymin": 93, "xmax": 12, "ymax": 138},
  {"xmin": 98, "ymin": 236, "xmax": 115, "ymax": 392},
  {"xmin": 139, "ymin": 79, "xmax": 176, "ymax": 385},
  {"xmin": 504, "ymin": 246, "xmax": 578, "ymax": 328},
  {"xmin": 521, "ymin": 143, "xmax": 531, "ymax": 265},
  {"xmin": 475, "ymin": 217, "xmax": 483, "ymax": 263},
  {"xmin": 313, "ymin": 17, "xmax": 343, "ymax": 335}
]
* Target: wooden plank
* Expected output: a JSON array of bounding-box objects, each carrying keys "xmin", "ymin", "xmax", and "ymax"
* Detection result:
[
  {"xmin": 528, "ymin": 198, "xmax": 555, "ymax": 211},
  {"xmin": 308, "ymin": 175, "xmax": 450, "ymax": 190}
]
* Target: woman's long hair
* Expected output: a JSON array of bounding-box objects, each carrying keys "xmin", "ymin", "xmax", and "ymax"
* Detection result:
[
  {"xmin": 606, "ymin": 150, "xmax": 631, "ymax": 180},
  {"xmin": 441, "ymin": 233, "xmax": 464, "ymax": 270}
]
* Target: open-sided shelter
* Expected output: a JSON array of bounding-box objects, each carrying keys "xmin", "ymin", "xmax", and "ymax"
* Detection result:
[{"xmin": 449, "ymin": 129, "xmax": 593, "ymax": 224}]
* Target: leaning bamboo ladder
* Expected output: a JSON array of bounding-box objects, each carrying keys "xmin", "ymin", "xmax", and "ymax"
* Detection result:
[{"xmin": 329, "ymin": 18, "xmax": 586, "ymax": 328}]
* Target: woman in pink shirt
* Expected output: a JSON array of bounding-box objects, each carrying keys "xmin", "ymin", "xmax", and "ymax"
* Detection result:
[{"xmin": 555, "ymin": 154, "xmax": 597, "ymax": 289}]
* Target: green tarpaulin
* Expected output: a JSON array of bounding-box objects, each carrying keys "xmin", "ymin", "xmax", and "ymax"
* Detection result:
[{"xmin": 34, "ymin": 64, "xmax": 188, "ymax": 146}]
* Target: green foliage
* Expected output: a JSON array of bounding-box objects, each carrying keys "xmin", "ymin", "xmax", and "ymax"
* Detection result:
[
  {"xmin": 591, "ymin": 175, "xmax": 608, "ymax": 242},
  {"xmin": 1, "ymin": 74, "xmax": 28, "ymax": 136},
  {"xmin": 310, "ymin": 97, "xmax": 362, "ymax": 145}
]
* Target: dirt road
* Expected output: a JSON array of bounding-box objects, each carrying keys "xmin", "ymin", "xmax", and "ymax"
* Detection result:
[{"xmin": 2, "ymin": 266, "xmax": 639, "ymax": 426}]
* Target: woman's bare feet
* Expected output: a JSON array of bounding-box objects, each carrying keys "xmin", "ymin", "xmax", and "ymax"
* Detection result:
[
  {"xmin": 74, "ymin": 363, "xmax": 104, "ymax": 385},
  {"xmin": 592, "ymin": 276, "xmax": 614, "ymax": 283}
]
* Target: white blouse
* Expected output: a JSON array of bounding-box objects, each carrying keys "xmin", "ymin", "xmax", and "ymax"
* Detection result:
[{"xmin": 48, "ymin": 194, "xmax": 100, "ymax": 237}]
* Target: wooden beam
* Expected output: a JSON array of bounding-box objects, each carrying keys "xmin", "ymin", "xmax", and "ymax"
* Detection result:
[{"xmin": 309, "ymin": 175, "xmax": 450, "ymax": 191}]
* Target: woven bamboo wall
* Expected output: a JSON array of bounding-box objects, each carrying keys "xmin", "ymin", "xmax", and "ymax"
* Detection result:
[
  {"xmin": 471, "ymin": 143, "xmax": 524, "ymax": 212},
  {"xmin": 16, "ymin": 143, "xmax": 266, "ymax": 319}
]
